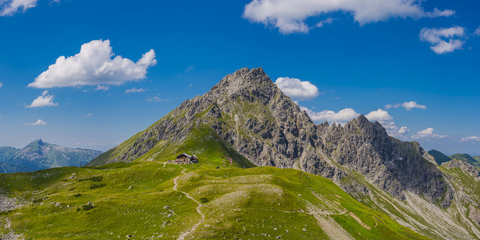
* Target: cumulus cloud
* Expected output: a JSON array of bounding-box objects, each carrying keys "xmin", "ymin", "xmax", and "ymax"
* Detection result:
[
  {"xmin": 386, "ymin": 101, "xmax": 426, "ymax": 110},
  {"xmin": 24, "ymin": 119, "xmax": 46, "ymax": 126},
  {"xmin": 0, "ymin": 82, "xmax": 2, "ymax": 88},
  {"xmin": 420, "ymin": 26, "xmax": 466, "ymax": 54},
  {"xmin": 412, "ymin": 128, "xmax": 447, "ymax": 139},
  {"xmin": 365, "ymin": 109, "xmax": 408, "ymax": 137},
  {"xmin": 275, "ymin": 77, "xmax": 320, "ymax": 100},
  {"xmin": 26, "ymin": 90, "xmax": 58, "ymax": 108},
  {"xmin": 460, "ymin": 136, "xmax": 480, "ymax": 142},
  {"xmin": 300, "ymin": 106, "xmax": 360, "ymax": 124},
  {"xmin": 243, "ymin": 0, "xmax": 454, "ymax": 34},
  {"xmin": 475, "ymin": 27, "xmax": 480, "ymax": 36},
  {"xmin": 398, "ymin": 126, "xmax": 410, "ymax": 134},
  {"xmin": 28, "ymin": 40, "xmax": 157, "ymax": 88},
  {"xmin": 125, "ymin": 87, "xmax": 147, "ymax": 93},
  {"xmin": 0, "ymin": 0, "xmax": 37, "ymax": 16}
]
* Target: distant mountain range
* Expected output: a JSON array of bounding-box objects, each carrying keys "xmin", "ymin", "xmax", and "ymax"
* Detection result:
[
  {"xmin": 428, "ymin": 149, "xmax": 480, "ymax": 169},
  {"xmin": 0, "ymin": 139, "xmax": 102, "ymax": 173}
]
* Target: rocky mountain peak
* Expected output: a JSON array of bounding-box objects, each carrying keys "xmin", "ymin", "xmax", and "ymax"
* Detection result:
[
  {"xmin": 206, "ymin": 67, "xmax": 277, "ymax": 105},
  {"xmin": 32, "ymin": 139, "xmax": 44, "ymax": 146}
]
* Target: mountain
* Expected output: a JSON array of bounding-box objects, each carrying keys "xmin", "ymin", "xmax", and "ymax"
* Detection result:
[
  {"xmin": 428, "ymin": 149, "xmax": 451, "ymax": 165},
  {"xmin": 0, "ymin": 147, "xmax": 19, "ymax": 162},
  {"xmin": 0, "ymin": 139, "xmax": 102, "ymax": 172},
  {"xmin": 2, "ymin": 68, "xmax": 480, "ymax": 239},
  {"xmin": 90, "ymin": 68, "xmax": 450, "ymax": 205},
  {"xmin": 475, "ymin": 156, "xmax": 480, "ymax": 162},
  {"xmin": 449, "ymin": 153, "xmax": 480, "ymax": 169},
  {"xmin": 88, "ymin": 68, "xmax": 480, "ymax": 239}
]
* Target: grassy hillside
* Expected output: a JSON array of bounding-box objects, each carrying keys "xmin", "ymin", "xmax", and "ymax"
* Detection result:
[
  {"xmin": 0, "ymin": 161, "xmax": 427, "ymax": 239},
  {"xmin": 449, "ymin": 153, "xmax": 480, "ymax": 169},
  {"xmin": 474, "ymin": 156, "xmax": 480, "ymax": 162},
  {"xmin": 428, "ymin": 149, "xmax": 451, "ymax": 165}
]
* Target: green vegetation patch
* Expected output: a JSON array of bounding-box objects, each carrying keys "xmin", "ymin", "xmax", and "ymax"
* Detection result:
[
  {"xmin": 78, "ymin": 176, "xmax": 103, "ymax": 182},
  {"xmin": 0, "ymin": 161, "xmax": 427, "ymax": 239}
]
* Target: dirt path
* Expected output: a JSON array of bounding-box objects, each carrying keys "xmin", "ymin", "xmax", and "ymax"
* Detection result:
[{"xmin": 174, "ymin": 170, "xmax": 205, "ymax": 240}]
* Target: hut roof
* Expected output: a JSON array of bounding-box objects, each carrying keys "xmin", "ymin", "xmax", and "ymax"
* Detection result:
[{"xmin": 177, "ymin": 153, "xmax": 192, "ymax": 159}]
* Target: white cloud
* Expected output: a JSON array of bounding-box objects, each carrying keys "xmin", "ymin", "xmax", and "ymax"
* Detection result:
[
  {"xmin": 412, "ymin": 128, "xmax": 447, "ymax": 139},
  {"xmin": 316, "ymin": 17, "xmax": 334, "ymax": 28},
  {"xmin": 24, "ymin": 119, "xmax": 46, "ymax": 126},
  {"xmin": 420, "ymin": 26, "xmax": 466, "ymax": 54},
  {"xmin": 95, "ymin": 85, "xmax": 109, "ymax": 91},
  {"xmin": 0, "ymin": 0, "xmax": 37, "ymax": 16},
  {"xmin": 146, "ymin": 96, "xmax": 170, "ymax": 102},
  {"xmin": 386, "ymin": 101, "xmax": 426, "ymax": 110},
  {"xmin": 28, "ymin": 40, "xmax": 157, "ymax": 88},
  {"xmin": 398, "ymin": 126, "xmax": 410, "ymax": 134},
  {"xmin": 185, "ymin": 66, "xmax": 194, "ymax": 72},
  {"xmin": 0, "ymin": 82, "xmax": 3, "ymax": 88},
  {"xmin": 243, "ymin": 0, "xmax": 454, "ymax": 34},
  {"xmin": 125, "ymin": 87, "xmax": 146, "ymax": 93},
  {"xmin": 402, "ymin": 101, "xmax": 426, "ymax": 110},
  {"xmin": 85, "ymin": 113, "xmax": 93, "ymax": 117},
  {"xmin": 300, "ymin": 106, "xmax": 360, "ymax": 124},
  {"xmin": 275, "ymin": 77, "xmax": 320, "ymax": 100},
  {"xmin": 460, "ymin": 136, "xmax": 480, "ymax": 142},
  {"xmin": 365, "ymin": 109, "xmax": 393, "ymax": 122},
  {"xmin": 365, "ymin": 109, "xmax": 406, "ymax": 137},
  {"xmin": 475, "ymin": 27, "xmax": 480, "ymax": 36},
  {"xmin": 26, "ymin": 90, "xmax": 58, "ymax": 108}
]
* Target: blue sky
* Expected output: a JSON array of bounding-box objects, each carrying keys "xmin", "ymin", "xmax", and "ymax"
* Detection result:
[{"xmin": 0, "ymin": 0, "xmax": 479, "ymax": 155}]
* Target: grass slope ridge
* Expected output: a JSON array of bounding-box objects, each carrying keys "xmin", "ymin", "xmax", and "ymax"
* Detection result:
[
  {"xmin": 449, "ymin": 153, "xmax": 480, "ymax": 170},
  {"xmin": 0, "ymin": 162, "xmax": 426, "ymax": 239},
  {"xmin": 428, "ymin": 149, "xmax": 451, "ymax": 165}
]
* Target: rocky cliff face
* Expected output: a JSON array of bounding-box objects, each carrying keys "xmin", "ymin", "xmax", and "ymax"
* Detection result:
[{"xmin": 90, "ymin": 67, "xmax": 452, "ymax": 207}]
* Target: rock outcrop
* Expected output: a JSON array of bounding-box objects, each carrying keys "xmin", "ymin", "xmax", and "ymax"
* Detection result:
[{"xmin": 443, "ymin": 159, "xmax": 480, "ymax": 178}]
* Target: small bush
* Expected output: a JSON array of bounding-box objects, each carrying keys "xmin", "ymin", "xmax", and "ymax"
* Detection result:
[
  {"xmin": 199, "ymin": 197, "xmax": 209, "ymax": 203},
  {"xmin": 82, "ymin": 204, "xmax": 94, "ymax": 211},
  {"xmin": 90, "ymin": 184, "xmax": 106, "ymax": 189},
  {"xmin": 79, "ymin": 176, "xmax": 103, "ymax": 182},
  {"xmin": 73, "ymin": 193, "xmax": 82, "ymax": 197}
]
